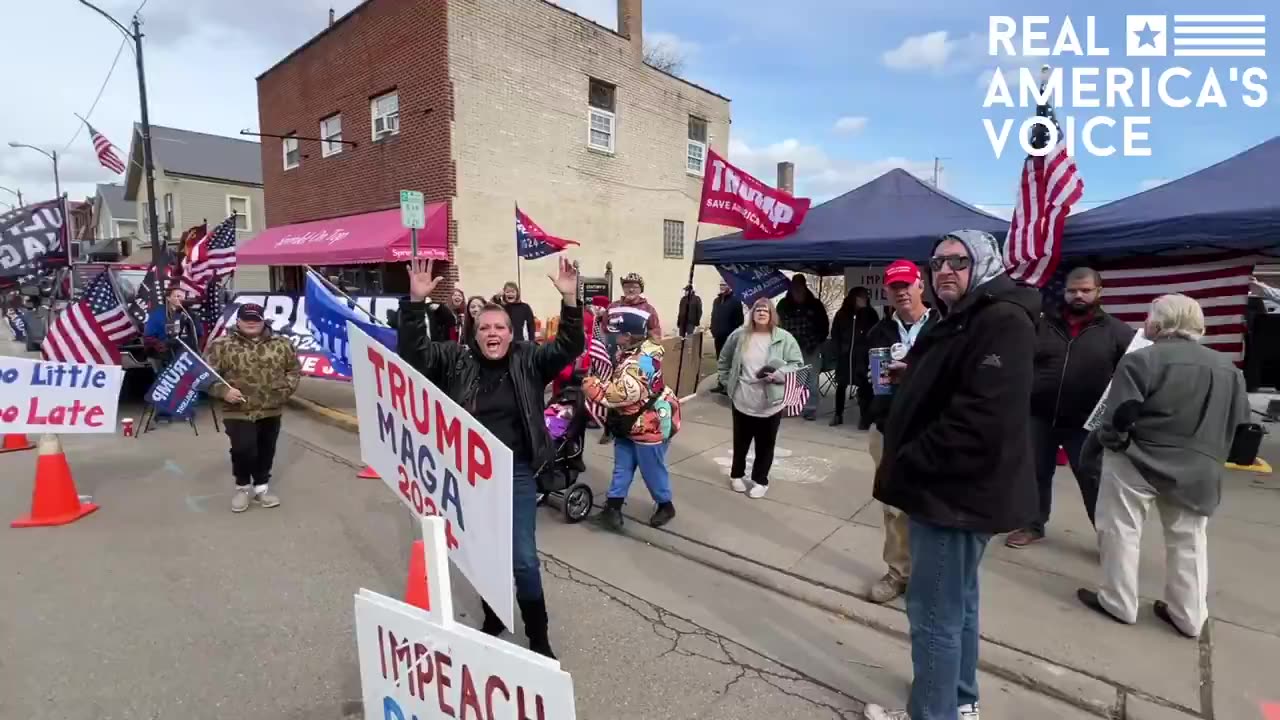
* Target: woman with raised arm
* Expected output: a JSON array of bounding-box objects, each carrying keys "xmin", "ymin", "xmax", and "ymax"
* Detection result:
[{"xmin": 396, "ymin": 257, "xmax": 584, "ymax": 659}]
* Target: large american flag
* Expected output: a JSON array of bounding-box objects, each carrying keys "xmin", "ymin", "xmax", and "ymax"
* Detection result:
[
  {"xmin": 41, "ymin": 271, "xmax": 137, "ymax": 364},
  {"xmin": 1048, "ymin": 253, "xmax": 1255, "ymax": 364},
  {"xmin": 783, "ymin": 365, "xmax": 812, "ymax": 417},
  {"xmin": 86, "ymin": 122, "xmax": 126, "ymax": 175},
  {"xmin": 584, "ymin": 316, "xmax": 611, "ymax": 425},
  {"xmin": 1003, "ymin": 71, "xmax": 1084, "ymax": 288},
  {"xmin": 200, "ymin": 278, "xmax": 231, "ymax": 351},
  {"xmin": 183, "ymin": 216, "xmax": 238, "ymax": 289}
]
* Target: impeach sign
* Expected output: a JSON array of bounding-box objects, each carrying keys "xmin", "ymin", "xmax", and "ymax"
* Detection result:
[
  {"xmin": 349, "ymin": 323, "xmax": 516, "ymax": 628},
  {"xmin": 0, "ymin": 356, "xmax": 122, "ymax": 433}
]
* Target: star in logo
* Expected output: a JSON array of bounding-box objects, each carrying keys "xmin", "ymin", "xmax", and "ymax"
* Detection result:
[{"xmin": 1134, "ymin": 22, "xmax": 1160, "ymax": 48}]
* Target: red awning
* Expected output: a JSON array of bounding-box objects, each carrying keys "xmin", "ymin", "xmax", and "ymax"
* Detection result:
[{"xmin": 237, "ymin": 204, "xmax": 449, "ymax": 266}]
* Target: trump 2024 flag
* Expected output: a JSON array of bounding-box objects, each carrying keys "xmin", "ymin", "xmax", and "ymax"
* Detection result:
[{"xmin": 304, "ymin": 270, "xmax": 397, "ymax": 376}]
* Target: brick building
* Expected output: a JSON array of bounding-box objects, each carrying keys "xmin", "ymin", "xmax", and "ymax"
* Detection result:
[{"xmin": 254, "ymin": 0, "xmax": 732, "ymax": 328}]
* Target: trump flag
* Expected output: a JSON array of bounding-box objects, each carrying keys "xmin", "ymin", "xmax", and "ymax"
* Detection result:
[
  {"xmin": 145, "ymin": 346, "xmax": 217, "ymax": 419},
  {"xmin": 304, "ymin": 270, "xmax": 397, "ymax": 376}
]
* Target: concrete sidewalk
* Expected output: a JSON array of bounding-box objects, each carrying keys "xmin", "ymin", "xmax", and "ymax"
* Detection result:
[{"xmin": 292, "ymin": 376, "xmax": 1280, "ymax": 719}]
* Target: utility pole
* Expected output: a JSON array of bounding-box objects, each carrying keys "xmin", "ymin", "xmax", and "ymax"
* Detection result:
[
  {"xmin": 77, "ymin": 1, "xmax": 164, "ymax": 298},
  {"xmin": 0, "ymin": 185, "xmax": 23, "ymax": 207}
]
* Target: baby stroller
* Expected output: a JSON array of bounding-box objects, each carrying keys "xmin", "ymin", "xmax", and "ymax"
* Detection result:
[{"xmin": 535, "ymin": 369, "xmax": 595, "ymax": 523}]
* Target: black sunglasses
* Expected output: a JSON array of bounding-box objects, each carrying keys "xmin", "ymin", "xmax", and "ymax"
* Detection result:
[{"xmin": 929, "ymin": 255, "xmax": 971, "ymax": 272}]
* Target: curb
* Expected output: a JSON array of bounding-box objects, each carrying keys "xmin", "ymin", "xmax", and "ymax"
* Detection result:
[{"xmin": 286, "ymin": 393, "xmax": 1181, "ymax": 718}]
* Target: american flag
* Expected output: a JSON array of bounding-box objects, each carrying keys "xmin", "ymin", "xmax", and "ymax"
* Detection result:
[
  {"xmin": 86, "ymin": 122, "xmax": 126, "ymax": 175},
  {"xmin": 184, "ymin": 215, "xmax": 238, "ymax": 287},
  {"xmin": 200, "ymin": 278, "xmax": 231, "ymax": 351},
  {"xmin": 41, "ymin": 271, "xmax": 137, "ymax": 364},
  {"xmin": 584, "ymin": 316, "xmax": 611, "ymax": 425},
  {"xmin": 1003, "ymin": 70, "xmax": 1084, "ymax": 288},
  {"xmin": 783, "ymin": 365, "xmax": 812, "ymax": 417},
  {"xmin": 1098, "ymin": 253, "xmax": 1254, "ymax": 363}
]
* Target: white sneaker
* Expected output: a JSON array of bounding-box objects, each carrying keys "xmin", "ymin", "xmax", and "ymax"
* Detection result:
[
  {"xmin": 730, "ymin": 477, "xmax": 748, "ymax": 493},
  {"xmin": 959, "ymin": 703, "xmax": 980, "ymax": 720},
  {"xmin": 747, "ymin": 483, "xmax": 769, "ymax": 499},
  {"xmin": 863, "ymin": 705, "xmax": 910, "ymax": 720}
]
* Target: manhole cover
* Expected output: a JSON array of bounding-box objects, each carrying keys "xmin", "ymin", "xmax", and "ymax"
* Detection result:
[{"xmin": 712, "ymin": 447, "xmax": 833, "ymax": 484}]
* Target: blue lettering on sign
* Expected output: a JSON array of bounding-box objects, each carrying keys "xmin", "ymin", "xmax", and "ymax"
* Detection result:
[{"xmin": 383, "ymin": 696, "xmax": 405, "ymax": 720}]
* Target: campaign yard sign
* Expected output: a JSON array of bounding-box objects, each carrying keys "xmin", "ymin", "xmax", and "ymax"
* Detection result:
[
  {"xmin": 355, "ymin": 517, "xmax": 575, "ymax": 720},
  {"xmin": 0, "ymin": 355, "xmax": 123, "ymax": 433},
  {"xmin": 348, "ymin": 323, "xmax": 515, "ymax": 628},
  {"xmin": 145, "ymin": 348, "xmax": 216, "ymax": 419}
]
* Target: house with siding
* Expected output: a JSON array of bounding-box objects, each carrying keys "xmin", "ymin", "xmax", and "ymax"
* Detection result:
[
  {"xmin": 85, "ymin": 183, "xmax": 138, "ymax": 260},
  {"xmin": 121, "ymin": 124, "xmax": 269, "ymax": 289}
]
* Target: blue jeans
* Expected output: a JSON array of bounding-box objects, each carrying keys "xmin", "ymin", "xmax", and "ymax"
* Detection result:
[
  {"xmin": 609, "ymin": 439, "xmax": 673, "ymax": 504},
  {"xmin": 512, "ymin": 462, "xmax": 543, "ymax": 602},
  {"xmin": 906, "ymin": 518, "xmax": 991, "ymax": 720}
]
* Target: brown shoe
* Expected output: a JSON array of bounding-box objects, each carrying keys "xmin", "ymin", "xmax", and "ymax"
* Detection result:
[
  {"xmin": 868, "ymin": 573, "xmax": 907, "ymax": 604},
  {"xmin": 1005, "ymin": 528, "xmax": 1044, "ymax": 549}
]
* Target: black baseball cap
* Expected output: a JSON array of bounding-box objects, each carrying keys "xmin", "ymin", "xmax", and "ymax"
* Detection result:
[{"xmin": 237, "ymin": 303, "xmax": 265, "ymax": 322}]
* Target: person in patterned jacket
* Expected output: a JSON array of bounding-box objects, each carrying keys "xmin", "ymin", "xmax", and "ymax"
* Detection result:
[
  {"xmin": 205, "ymin": 303, "xmax": 302, "ymax": 513},
  {"xmin": 585, "ymin": 305, "xmax": 682, "ymax": 531}
]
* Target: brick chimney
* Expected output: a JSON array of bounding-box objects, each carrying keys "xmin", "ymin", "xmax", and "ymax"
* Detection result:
[
  {"xmin": 617, "ymin": 0, "xmax": 643, "ymax": 56},
  {"xmin": 777, "ymin": 162, "xmax": 795, "ymax": 194}
]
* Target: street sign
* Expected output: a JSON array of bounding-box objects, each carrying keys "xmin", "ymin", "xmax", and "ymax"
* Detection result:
[{"xmin": 399, "ymin": 190, "xmax": 425, "ymax": 229}]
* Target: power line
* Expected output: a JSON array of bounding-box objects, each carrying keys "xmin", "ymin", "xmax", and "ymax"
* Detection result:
[{"xmin": 62, "ymin": 34, "xmax": 128, "ymax": 154}]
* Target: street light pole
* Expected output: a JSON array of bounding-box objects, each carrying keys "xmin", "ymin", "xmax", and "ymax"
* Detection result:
[
  {"xmin": 0, "ymin": 185, "xmax": 23, "ymax": 206},
  {"xmin": 76, "ymin": 0, "xmax": 165, "ymax": 296},
  {"xmin": 7, "ymin": 143, "xmax": 70, "ymax": 294}
]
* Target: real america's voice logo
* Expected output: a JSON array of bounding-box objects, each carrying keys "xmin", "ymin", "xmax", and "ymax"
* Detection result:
[{"xmin": 982, "ymin": 14, "xmax": 1269, "ymax": 159}]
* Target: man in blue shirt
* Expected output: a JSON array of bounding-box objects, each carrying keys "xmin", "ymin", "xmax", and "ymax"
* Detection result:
[{"xmin": 144, "ymin": 285, "xmax": 202, "ymax": 423}]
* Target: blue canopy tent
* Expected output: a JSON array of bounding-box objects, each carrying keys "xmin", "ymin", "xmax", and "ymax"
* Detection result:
[
  {"xmin": 692, "ymin": 168, "xmax": 1009, "ymax": 273},
  {"xmin": 1062, "ymin": 136, "xmax": 1280, "ymax": 256}
]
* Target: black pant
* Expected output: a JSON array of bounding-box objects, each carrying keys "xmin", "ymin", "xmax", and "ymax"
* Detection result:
[
  {"xmin": 225, "ymin": 416, "xmax": 283, "ymax": 487},
  {"xmin": 1030, "ymin": 415, "xmax": 1099, "ymax": 533},
  {"xmin": 834, "ymin": 379, "xmax": 873, "ymax": 421},
  {"xmin": 730, "ymin": 406, "xmax": 783, "ymax": 485}
]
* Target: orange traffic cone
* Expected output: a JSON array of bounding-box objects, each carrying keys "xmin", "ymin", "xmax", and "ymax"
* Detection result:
[
  {"xmin": 0, "ymin": 434, "xmax": 36, "ymax": 453},
  {"xmin": 357, "ymin": 465, "xmax": 380, "ymax": 479},
  {"xmin": 11, "ymin": 435, "xmax": 99, "ymax": 528},
  {"xmin": 1056, "ymin": 447, "xmax": 1068, "ymax": 466},
  {"xmin": 404, "ymin": 540, "xmax": 430, "ymax": 611}
]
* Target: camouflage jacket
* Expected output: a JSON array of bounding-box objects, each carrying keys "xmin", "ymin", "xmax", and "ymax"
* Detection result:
[{"xmin": 205, "ymin": 329, "xmax": 302, "ymax": 420}]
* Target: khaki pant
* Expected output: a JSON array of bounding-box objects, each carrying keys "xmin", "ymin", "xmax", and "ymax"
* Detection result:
[{"xmin": 868, "ymin": 429, "xmax": 911, "ymax": 582}]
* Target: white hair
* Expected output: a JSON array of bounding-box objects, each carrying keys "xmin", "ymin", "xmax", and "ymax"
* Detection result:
[{"xmin": 1145, "ymin": 294, "xmax": 1205, "ymax": 340}]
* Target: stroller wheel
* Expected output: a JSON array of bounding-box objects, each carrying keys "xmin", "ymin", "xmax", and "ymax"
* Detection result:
[{"xmin": 562, "ymin": 483, "xmax": 594, "ymax": 523}]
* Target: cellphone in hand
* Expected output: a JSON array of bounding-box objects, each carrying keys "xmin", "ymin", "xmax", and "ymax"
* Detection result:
[{"xmin": 755, "ymin": 365, "xmax": 777, "ymax": 380}]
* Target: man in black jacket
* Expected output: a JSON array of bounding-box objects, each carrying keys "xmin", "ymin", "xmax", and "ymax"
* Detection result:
[
  {"xmin": 709, "ymin": 281, "xmax": 743, "ymax": 393},
  {"xmin": 397, "ymin": 257, "xmax": 583, "ymax": 660},
  {"xmin": 865, "ymin": 230, "xmax": 1038, "ymax": 720},
  {"xmin": 776, "ymin": 275, "xmax": 829, "ymax": 420},
  {"xmin": 676, "ymin": 284, "xmax": 703, "ymax": 336},
  {"xmin": 861, "ymin": 260, "xmax": 940, "ymax": 604},
  {"xmin": 1005, "ymin": 267, "xmax": 1135, "ymax": 549}
]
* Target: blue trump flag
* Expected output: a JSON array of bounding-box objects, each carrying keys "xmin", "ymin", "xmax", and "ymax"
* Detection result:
[
  {"xmin": 716, "ymin": 264, "xmax": 791, "ymax": 306},
  {"xmin": 145, "ymin": 347, "xmax": 217, "ymax": 419},
  {"xmin": 304, "ymin": 271, "xmax": 397, "ymax": 376}
]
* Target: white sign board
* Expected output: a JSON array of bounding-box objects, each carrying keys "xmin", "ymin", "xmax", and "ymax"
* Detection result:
[
  {"xmin": 355, "ymin": 517, "xmax": 576, "ymax": 720},
  {"xmin": 0, "ymin": 356, "xmax": 122, "ymax": 434},
  {"xmin": 1084, "ymin": 329, "xmax": 1154, "ymax": 431},
  {"xmin": 845, "ymin": 266, "xmax": 890, "ymax": 305},
  {"xmin": 400, "ymin": 190, "xmax": 426, "ymax": 229},
  {"xmin": 348, "ymin": 323, "xmax": 515, "ymax": 627}
]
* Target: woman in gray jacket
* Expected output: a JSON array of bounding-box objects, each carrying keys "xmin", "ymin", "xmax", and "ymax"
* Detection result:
[{"xmin": 1077, "ymin": 294, "xmax": 1250, "ymax": 638}]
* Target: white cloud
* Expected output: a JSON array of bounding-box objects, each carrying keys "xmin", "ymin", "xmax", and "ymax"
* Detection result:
[
  {"xmin": 545, "ymin": 0, "xmax": 616, "ymax": 29},
  {"xmin": 646, "ymin": 31, "xmax": 699, "ymax": 58},
  {"xmin": 832, "ymin": 116, "xmax": 869, "ymax": 135},
  {"xmin": 727, "ymin": 138, "xmax": 935, "ymax": 202},
  {"xmin": 1138, "ymin": 178, "xmax": 1169, "ymax": 192},
  {"xmin": 882, "ymin": 31, "xmax": 984, "ymax": 73}
]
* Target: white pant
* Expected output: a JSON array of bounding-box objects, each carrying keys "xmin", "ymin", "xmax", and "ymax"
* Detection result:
[{"xmin": 1096, "ymin": 450, "xmax": 1210, "ymax": 636}]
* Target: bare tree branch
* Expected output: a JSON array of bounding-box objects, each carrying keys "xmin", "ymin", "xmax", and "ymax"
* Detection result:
[{"xmin": 643, "ymin": 39, "xmax": 686, "ymax": 76}]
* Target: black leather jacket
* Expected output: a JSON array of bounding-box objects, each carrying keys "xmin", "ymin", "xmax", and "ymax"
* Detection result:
[{"xmin": 396, "ymin": 300, "xmax": 584, "ymax": 471}]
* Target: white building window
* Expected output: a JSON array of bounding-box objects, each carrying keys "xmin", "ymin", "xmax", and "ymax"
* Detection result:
[
  {"xmin": 663, "ymin": 219, "xmax": 684, "ymax": 259},
  {"xmin": 283, "ymin": 135, "xmax": 300, "ymax": 170},
  {"xmin": 371, "ymin": 92, "xmax": 400, "ymax": 140},
  {"xmin": 320, "ymin": 114, "xmax": 343, "ymax": 157},
  {"xmin": 227, "ymin": 195, "xmax": 250, "ymax": 231},
  {"xmin": 687, "ymin": 116, "xmax": 708, "ymax": 175},
  {"xmin": 587, "ymin": 78, "xmax": 615, "ymax": 153}
]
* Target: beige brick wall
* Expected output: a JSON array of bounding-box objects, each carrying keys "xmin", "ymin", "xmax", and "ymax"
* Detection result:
[{"xmin": 447, "ymin": 0, "xmax": 734, "ymax": 332}]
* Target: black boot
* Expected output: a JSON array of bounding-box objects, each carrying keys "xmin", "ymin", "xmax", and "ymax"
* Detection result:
[
  {"xmin": 519, "ymin": 596, "xmax": 557, "ymax": 659},
  {"xmin": 649, "ymin": 502, "xmax": 676, "ymax": 528},
  {"xmin": 480, "ymin": 600, "xmax": 506, "ymax": 636},
  {"xmin": 598, "ymin": 497, "xmax": 624, "ymax": 532}
]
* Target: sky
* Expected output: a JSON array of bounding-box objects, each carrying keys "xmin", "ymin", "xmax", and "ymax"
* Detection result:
[{"xmin": 1, "ymin": 0, "xmax": 1275, "ymax": 221}]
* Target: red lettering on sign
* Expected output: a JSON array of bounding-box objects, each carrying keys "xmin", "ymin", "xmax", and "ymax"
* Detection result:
[
  {"xmin": 517, "ymin": 687, "xmax": 546, "ymax": 720},
  {"xmin": 83, "ymin": 406, "xmax": 103, "ymax": 428},
  {"xmin": 407, "ymin": 382, "xmax": 432, "ymax": 435},
  {"xmin": 458, "ymin": 665, "xmax": 483, "ymax": 719},
  {"xmin": 485, "ymin": 675, "xmax": 510, "ymax": 718},
  {"xmin": 465, "ymin": 429, "xmax": 492, "ymax": 486},
  {"xmin": 366, "ymin": 345, "xmax": 387, "ymax": 396},
  {"xmin": 436, "ymin": 403, "xmax": 462, "ymax": 471},
  {"xmin": 413, "ymin": 642, "xmax": 432, "ymax": 701},
  {"xmin": 435, "ymin": 650, "xmax": 455, "ymax": 716},
  {"xmin": 388, "ymin": 363, "xmax": 408, "ymax": 419},
  {"xmin": 378, "ymin": 626, "xmax": 388, "ymax": 680}
]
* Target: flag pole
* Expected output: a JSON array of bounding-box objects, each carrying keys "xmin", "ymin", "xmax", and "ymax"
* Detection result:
[
  {"xmin": 303, "ymin": 265, "xmax": 387, "ymax": 326},
  {"xmin": 174, "ymin": 337, "xmax": 232, "ymax": 388}
]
